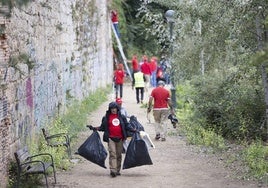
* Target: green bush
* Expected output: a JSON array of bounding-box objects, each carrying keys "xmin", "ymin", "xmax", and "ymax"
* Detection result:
[
  {"xmin": 242, "ymin": 141, "xmax": 268, "ymax": 180},
  {"xmin": 177, "ymin": 80, "xmax": 268, "ymax": 183},
  {"xmin": 189, "ymin": 67, "xmax": 266, "ymax": 141}
]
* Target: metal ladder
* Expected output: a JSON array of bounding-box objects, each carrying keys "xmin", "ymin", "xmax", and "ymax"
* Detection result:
[{"xmin": 111, "ymin": 24, "xmax": 132, "ymax": 81}]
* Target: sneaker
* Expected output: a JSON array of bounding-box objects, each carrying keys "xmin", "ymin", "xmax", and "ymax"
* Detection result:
[
  {"xmin": 116, "ymin": 172, "xmax": 121, "ymax": 176},
  {"xmin": 160, "ymin": 138, "xmax": 166, "ymax": 141},
  {"xmin": 110, "ymin": 172, "xmax": 117, "ymax": 178},
  {"xmin": 155, "ymin": 134, "xmax": 160, "ymax": 140}
]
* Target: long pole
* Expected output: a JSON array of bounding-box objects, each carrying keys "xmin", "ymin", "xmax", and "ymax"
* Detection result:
[
  {"xmin": 111, "ymin": 24, "xmax": 133, "ymax": 81},
  {"xmin": 169, "ymin": 22, "xmax": 176, "ymax": 108}
]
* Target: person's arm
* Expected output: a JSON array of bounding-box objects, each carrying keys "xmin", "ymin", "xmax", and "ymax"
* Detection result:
[
  {"xmin": 147, "ymin": 96, "xmax": 153, "ymax": 113},
  {"xmin": 143, "ymin": 74, "xmax": 146, "ymax": 82},
  {"xmin": 88, "ymin": 116, "xmax": 105, "ymax": 131},
  {"xmin": 167, "ymin": 98, "xmax": 175, "ymax": 115},
  {"xmin": 132, "ymin": 73, "xmax": 135, "ymax": 89}
]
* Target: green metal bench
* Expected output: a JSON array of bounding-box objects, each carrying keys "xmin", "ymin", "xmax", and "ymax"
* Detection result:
[
  {"xmin": 14, "ymin": 146, "xmax": 56, "ymax": 188},
  {"xmin": 42, "ymin": 128, "xmax": 71, "ymax": 158}
]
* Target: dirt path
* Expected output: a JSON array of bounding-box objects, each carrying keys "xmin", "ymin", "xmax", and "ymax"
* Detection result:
[{"xmin": 53, "ymin": 83, "xmax": 262, "ymax": 188}]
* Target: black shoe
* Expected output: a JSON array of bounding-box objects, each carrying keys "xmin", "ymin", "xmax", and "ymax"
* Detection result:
[
  {"xmin": 110, "ymin": 172, "xmax": 117, "ymax": 178},
  {"xmin": 116, "ymin": 172, "xmax": 121, "ymax": 176},
  {"xmin": 155, "ymin": 134, "xmax": 160, "ymax": 140}
]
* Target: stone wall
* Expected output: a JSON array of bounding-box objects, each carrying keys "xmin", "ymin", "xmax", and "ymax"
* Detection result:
[{"xmin": 0, "ymin": 0, "xmax": 113, "ymax": 186}]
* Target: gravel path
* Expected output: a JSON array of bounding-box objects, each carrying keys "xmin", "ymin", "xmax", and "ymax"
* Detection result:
[{"xmin": 52, "ymin": 83, "xmax": 262, "ymax": 188}]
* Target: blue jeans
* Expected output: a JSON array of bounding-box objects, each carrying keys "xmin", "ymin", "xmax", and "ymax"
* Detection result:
[
  {"xmin": 115, "ymin": 84, "xmax": 123, "ymax": 98},
  {"xmin": 113, "ymin": 23, "xmax": 120, "ymax": 38},
  {"xmin": 151, "ymin": 70, "xmax": 157, "ymax": 87}
]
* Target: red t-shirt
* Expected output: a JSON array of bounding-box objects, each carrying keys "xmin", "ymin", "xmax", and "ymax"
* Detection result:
[
  {"xmin": 140, "ymin": 61, "xmax": 151, "ymax": 75},
  {"xmin": 149, "ymin": 60, "xmax": 157, "ymax": 72},
  {"xmin": 151, "ymin": 87, "xmax": 170, "ymax": 109},
  {"xmin": 111, "ymin": 11, "xmax": 118, "ymax": 23},
  {"xmin": 114, "ymin": 69, "xmax": 124, "ymax": 84},
  {"xmin": 108, "ymin": 114, "xmax": 123, "ymax": 139},
  {"xmin": 132, "ymin": 58, "xmax": 139, "ymax": 71}
]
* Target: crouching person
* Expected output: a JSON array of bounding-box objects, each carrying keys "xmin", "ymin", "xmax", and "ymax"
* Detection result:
[{"xmin": 89, "ymin": 102, "xmax": 136, "ymax": 177}]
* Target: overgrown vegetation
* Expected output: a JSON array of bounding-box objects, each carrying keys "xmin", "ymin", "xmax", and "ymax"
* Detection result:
[
  {"xmin": 9, "ymin": 53, "xmax": 35, "ymax": 72},
  {"xmin": 0, "ymin": 0, "xmax": 33, "ymax": 17},
  {"xmin": 242, "ymin": 141, "xmax": 268, "ymax": 182},
  {"xmin": 176, "ymin": 81, "xmax": 268, "ymax": 182},
  {"xmin": 8, "ymin": 86, "xmax": 110, "ymax": 187},
  {"xmin": 118, "ymin": 0, "xmax": 268, "ymax": 182}
]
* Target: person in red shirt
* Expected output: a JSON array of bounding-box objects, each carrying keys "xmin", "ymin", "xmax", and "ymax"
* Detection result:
[
  {"xmin": 140, "ymin": 56, "xmax": 151, "ymax": 91},
  {"xmin": 111, "ymin": 10, "xmax": 120, "ymax": 38},
  {"xmin": 131, "ymin": 55, "xmax": 139, "ymax": 73},
  {"xmin": 89, "ymin": 102, "xmax": 136, "ymax": 177},
  {"xmin": 114, "ymin": 63, "xmax": 125, "ymax": 98},
  {"xmin": 147, "ymin": 80, "xmax": 175, "ymax": 141},
  {"xmin": 149, "ymin": 57, "xmax": 158, "ymax": 87}
]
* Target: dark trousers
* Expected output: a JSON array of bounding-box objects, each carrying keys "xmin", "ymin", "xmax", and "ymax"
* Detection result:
[
  {"xmin": 115, "ymin": 84, "xmax": 123, "ymax": 98},
  {"xmin": 135, "ymin": 87, "xmax": 144, "ymax": 103}
]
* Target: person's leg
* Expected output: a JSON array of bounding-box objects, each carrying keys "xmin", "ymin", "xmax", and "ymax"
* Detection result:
[
  {"xmin": 144, "ymin": 74, "xmax": 150, "ymax": 92},
  {"xmin": 115, "ymin": 140, "xmax": 123, "ymax": 175},
  {"xmin": 135, "ymin": 88, "xmax": 140, "ymax": 103},
  {"xmin": 140, "ymin": 87, "xmax": 144, "ymax": 103},
  {"xmin": 113, "ymin": 23, "xmax": 120, "ymax": 38},
  {"xmin": 108, "ymin": 139, "xmax": 117, "ymax": 177},
  {"xmin": 160, "ymin": 109, "xmax": 170, "ymax": 141},
  {"xmin": 120, "ymin": 84, "xmax": 123, "ymax": 98},
  {"xmin": 151, "ymin": 70, "xmax": 157, "ymax": 87},
  {"xmin": 115, "ymin": 84, "xmax": 119, "ymax": 98},
  {"xmin": 153, "ymin": 110, "xmax": 162, "ymax": 140}
]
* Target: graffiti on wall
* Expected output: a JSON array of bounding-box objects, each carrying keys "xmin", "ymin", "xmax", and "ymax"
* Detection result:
[
  {"xmin": 26, "ymin": 77, "xmax": 33, "ymax": 108},
  {"xmin": 0, "ymin": 96, "xmax": 8, "ymax": 119},
  {"xmin": 34, "ymin": 63, "xmax": 59, "ymax": 127}
]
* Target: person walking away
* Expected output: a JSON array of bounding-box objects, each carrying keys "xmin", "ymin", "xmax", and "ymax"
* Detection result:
[
  {"xmin": 89, "ymin": 102, "xmax": 136, "ymax": 177},
  {"xmin": 114, "ymin": 63, "xmax": 125, "ymax": 98},
  {"xmin": 111, "ymin": 10, "xmax": 120, "ymax": 38},
  {"xmin": 115, "ymin": 98, "xmax": 129, "ymax": 118},
  {"xmin": 149, "ymin": 57, "xmax": 158, "ymax": 87},
  {"xmin": 147, "ymin": 80, "xmax": 175, "ymax": 141},
  {"xmin": 132, "ymin": 70, "xmax": 146, "ymax": 104},
  {"xmin": 156, "ymin": 65, "xmax": 165, "ymax": 83},
  {"xmin": 159, "ymin": 56, "xmax": 170, "ymax": 84},
  {"xmin": 131, "ymin": 55, "xmax": 139, "ymax": 73},
  {"xmin": 140, "ymin": 55, "xmax": 151, "ymax": 92}
]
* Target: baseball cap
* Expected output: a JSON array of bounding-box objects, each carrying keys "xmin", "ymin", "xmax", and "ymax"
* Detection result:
[{"xmin": 115, "ymin": 98, "xmax": 122, "ymax": 104}]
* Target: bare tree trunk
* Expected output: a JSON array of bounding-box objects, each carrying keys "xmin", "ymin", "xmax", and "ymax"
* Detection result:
[
  {"xmin": 256, "ymin": 10, "xmax": 268, "ymax": 140},
  {"xmin": 261, "ymin": 65, "xmax": 268, "ymax": 141}
]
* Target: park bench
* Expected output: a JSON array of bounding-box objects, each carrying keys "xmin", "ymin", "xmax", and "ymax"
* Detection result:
[
  {"xmin": 14, "ymin": 146, "xmax": 56, "ymax": 188},
  {"xmin": 42, "ymin": 128, "xmax": 71, "ymax": 158}
]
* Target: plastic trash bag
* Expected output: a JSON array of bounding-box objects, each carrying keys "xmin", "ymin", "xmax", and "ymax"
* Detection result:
[
  {"xmin": 123, "ymin": 137, "xmax": 132, "ymax": 152},
  {"xmin": 123, "ymin": 132, "xmax": 153, "ymax": 169},
  {"xmin": 127, "ymin": 116, "xmax": 145, "ymax": 137},
  {"xmin": 123, "ymin": 131, "xmax": 155, "ymax": 152},
  {"xmin": 139, "ymin": 131, "xmax": 155, "ymax": 149},
  {"xmin": 77, "ymin": 131, "xmax": 107, "ymax": 169}
]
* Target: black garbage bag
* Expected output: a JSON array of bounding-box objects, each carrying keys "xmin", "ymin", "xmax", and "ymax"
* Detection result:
[
  {"xmin": 127, "ymin": 116, "xmax": 145, "ymax": 137},
  {"xmin": 123, "ymin": 132, "xmax": 153, "ymax": 169},
  {"xmin": 77, "ymin": 131, "xmax": 107, "ymax": 168}
]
